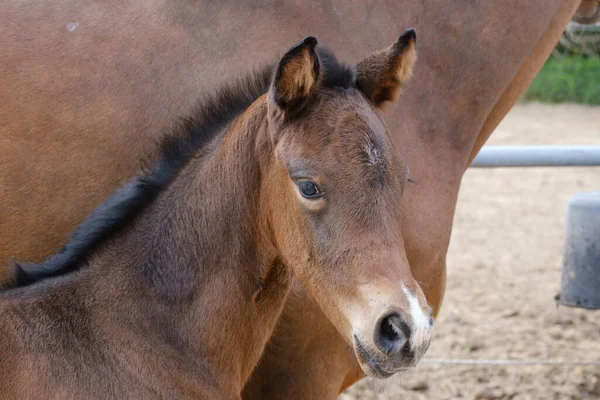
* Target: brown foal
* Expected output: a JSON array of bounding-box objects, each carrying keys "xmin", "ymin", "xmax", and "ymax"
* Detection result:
[{"xmin": 1, "ymin": 33, "xmax": 431, "ymax": 398}]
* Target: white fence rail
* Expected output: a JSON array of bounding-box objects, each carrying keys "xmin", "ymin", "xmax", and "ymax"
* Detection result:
[{"xmin": 470, "ymin": 145, "xmax": 600, "ymax": 168}]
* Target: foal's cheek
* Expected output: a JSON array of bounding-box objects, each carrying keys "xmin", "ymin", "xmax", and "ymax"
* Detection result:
[{"xmin": 307, "ymin": 217, "xmax": 332, "ymax": 248}]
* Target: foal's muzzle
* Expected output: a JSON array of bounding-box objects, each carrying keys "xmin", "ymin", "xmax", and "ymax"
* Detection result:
[{"xmin": 354, "ymin": 306, "xmax": 433, "ymax": 378}]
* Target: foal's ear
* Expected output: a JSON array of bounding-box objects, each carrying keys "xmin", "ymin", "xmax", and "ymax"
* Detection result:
[
  {"xmin": 269, "ymin": 36, "xmax": 320, "ymax": 116},
  {"xmin": 356, "ymin": 29, "xmax": 417, "ymax": 108}
]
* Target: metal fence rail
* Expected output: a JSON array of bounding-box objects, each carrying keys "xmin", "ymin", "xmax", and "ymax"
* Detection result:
[
  {"xmin": 421, "ymin": 358, "xmax": 600, "ymax": 367},
  {"xmin": 471, "ymin": 145, "xmax": 600, "ymax": 168}
]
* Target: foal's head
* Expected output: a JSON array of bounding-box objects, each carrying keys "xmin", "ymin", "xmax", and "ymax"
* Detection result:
[{"xmin": 261, "ymin": 30, "xmax": 432, "ymax": 377}]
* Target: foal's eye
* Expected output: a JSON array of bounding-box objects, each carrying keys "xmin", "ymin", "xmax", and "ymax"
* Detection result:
[{"xmin": 298, "ymin": 181, "xmax": 323, "ymax": 199}]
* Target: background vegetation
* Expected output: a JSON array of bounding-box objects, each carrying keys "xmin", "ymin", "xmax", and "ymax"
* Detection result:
[
  {"xmin": 522, "ymin": 25, "xmax": 600, "ymax": 105},
  {"xmin": 522, "ymin": 55, "xmax": 600, "ymax": 104}
]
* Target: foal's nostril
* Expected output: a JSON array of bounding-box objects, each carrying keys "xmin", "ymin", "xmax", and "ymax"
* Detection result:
[{"xmin": 374, "ymin": 313, "xmax": 410, "ymax": 356}]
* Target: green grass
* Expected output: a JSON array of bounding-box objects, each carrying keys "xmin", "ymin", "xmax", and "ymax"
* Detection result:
[{"xmin": 521, "ymin": 55, "xmax": 600, "ymax": 105}]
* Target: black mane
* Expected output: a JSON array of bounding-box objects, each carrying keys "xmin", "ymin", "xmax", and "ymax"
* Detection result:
[{"xmin": 4, "ymin": 47, "xmax": 355, "ymax": 289}]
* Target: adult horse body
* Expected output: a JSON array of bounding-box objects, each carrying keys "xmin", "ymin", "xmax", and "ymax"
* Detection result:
[
  {"xmin": 0, "ymin": 1, "xmax": 582, "ymax": 398},
  {"xmin": 0, "ymin": 36, "xmax": 431, "ymax": 398}
]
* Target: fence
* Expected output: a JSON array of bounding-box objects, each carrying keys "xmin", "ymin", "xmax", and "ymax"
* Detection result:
[{"xmin": 470, "ymin": 145, "xmax": 600, "ymax": 168}]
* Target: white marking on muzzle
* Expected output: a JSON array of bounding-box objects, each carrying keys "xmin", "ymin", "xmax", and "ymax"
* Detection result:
[{"xmin": 402, "ymin": 284, "xmax": 432, "ymax": 353}]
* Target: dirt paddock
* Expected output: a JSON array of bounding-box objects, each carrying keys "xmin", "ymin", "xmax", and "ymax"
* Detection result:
[{"xmin": 341, "ymin": 103, "xmax": 600, "ymax": 400}]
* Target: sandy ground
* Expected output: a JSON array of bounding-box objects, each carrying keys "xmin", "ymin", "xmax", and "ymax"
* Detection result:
[{"xmin": 340, "ymin": 103, "xmax": 600, "ymax": 400}]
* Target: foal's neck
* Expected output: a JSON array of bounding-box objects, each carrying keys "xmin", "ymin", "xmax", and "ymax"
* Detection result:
[{"xmin": 94, "ymin": 97, "xmax": 289, "ymax": 390}]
